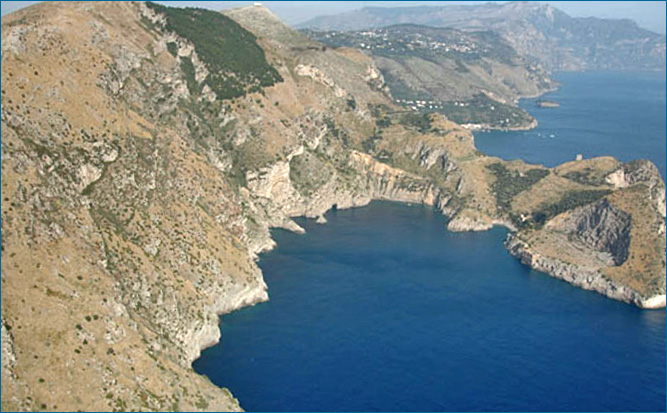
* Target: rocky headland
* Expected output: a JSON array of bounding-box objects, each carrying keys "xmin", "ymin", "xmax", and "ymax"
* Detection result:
[
  {"xmin": 306, "ymin": 25, "xmax": 556, "ymax": 131},
  {"xmin": 1, "ymin": 2, "xmax": 665, "ymax": 411}
]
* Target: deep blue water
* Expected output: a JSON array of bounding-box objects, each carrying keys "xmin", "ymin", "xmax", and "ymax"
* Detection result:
[
  {"xmin": 194, "ymin": 72, "xmax": 666, "ymax": 411},
  {"xmin": 475, "ymin": 71, "xmax": 666, "ymax": 178},
  {"xmin": 194, "ymin": 202, "xmax": 666, "ymax": 411}
]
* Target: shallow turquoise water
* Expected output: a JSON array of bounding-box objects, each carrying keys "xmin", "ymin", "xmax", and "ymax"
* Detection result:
[{"xmin": 193, "ymin": 72, "xmax": 666, "ymax": 411}]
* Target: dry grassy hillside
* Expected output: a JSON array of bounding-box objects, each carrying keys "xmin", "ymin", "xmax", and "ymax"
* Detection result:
[{"xmin": 1, "ymin": 2, "xmax": 665, "ymax": 412}]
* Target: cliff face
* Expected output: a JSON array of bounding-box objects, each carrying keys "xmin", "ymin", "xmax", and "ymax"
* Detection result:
[
  {"xmin": 571, "ymin": 199, "xmax": 631, "ymax": 266},
  {"xmin": 506, "ymin": 193, "xmax": 663, "ymax": 309},
  {"xmin": 505, "ymin": 159, "xmax": 666, "ymax": 308},
  {"xmin": 0, "ymin": 3, "xmax": 445, "ymax": 410},
  {"xmin": 1, "ymin": 2, "xmax": 665, "ymax": 412},
  {"xmin": 505, "ymin": 234, "xmax": 664, "ymax": 309}
]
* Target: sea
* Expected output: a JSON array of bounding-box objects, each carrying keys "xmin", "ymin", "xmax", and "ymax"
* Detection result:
[
  {"xmin": 475, "ymin": 71, "xmax": 666, "ymax": 178},
  {"xmin": 193, "ymin": 71, "xmax": 666, "ymax": 412}
]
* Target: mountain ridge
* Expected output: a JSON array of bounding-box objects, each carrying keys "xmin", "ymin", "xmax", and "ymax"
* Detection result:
[
  {"xmin": 1, "ymin": 2, "xmax": 665, "ymax": 412},
  {"xmin": 304, "ymin": 24, "xmax": 556, "ymax": 130},
  {"xmin": 299, "ymin": 1, "xmax": 667, "ymax": 71}
]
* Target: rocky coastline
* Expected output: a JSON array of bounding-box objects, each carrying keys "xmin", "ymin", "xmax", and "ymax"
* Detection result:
[
  {"xmin": 461, "ymin": 117, "xmax": 538, "ymax": 132},
  {"xmin": 505, "ymin": 234, "xmax": 666, "ymax": 309},
  {"xmin": 1, "ymin": 2, "xmax": 664, "ymax": 412}
]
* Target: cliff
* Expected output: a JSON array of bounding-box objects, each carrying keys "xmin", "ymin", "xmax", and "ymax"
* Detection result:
[{"xmin": 1, "ymin": 2, "xmax": 665, "ymax": 412}]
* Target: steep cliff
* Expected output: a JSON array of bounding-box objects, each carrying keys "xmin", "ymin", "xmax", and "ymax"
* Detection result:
[
  {"xmin": 1, "ymin": 2, "xmax": 665, "ymax": 412},
  {"xmin": 504, "ymin": 159, "xmax": 666, "ymax": 308}
]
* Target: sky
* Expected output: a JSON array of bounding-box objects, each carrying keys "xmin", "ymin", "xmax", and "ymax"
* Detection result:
[{"xmin": 1, "ymin": 1, "xmax": 666, "ymax": 33}]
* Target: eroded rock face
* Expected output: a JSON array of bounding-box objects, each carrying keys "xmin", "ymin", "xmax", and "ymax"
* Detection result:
[
  {"xmin": 505, "ymin": 234, "xmax": 664, "ymax": 309},
  {"xmin": 607, "ymin": 160, "xmax": 666, "ymax": 218},
  {"xmin": 550, "ymin": 199, "xmax": 632, "ymax": 266},
  {"xmin": 574, "ymin": 200, "xmax": 631, "ymax": 266},
  {"xmin": 295, "ymin": 64, "xmax": 348, "ymax": 97},
  {"xmin": 1, "ymin": 321, "xmax": 17, "ymax": 377},
  {"xmin": 447, "ymin": 216, "xmax": 493, "ymax": 232},
  {"xmin": 411, "ymin": 141, "xmax": 457, "ymax": 173},
  {"xmin": 1, "ymin": 2, "xmax": 666, "ymax": 412}
]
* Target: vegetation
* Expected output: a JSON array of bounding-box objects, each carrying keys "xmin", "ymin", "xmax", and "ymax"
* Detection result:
[
  {"xmin": 381, "ymin": 71, "xmax": 432, "ymax": 102},
  {"xmin": 562, "ymin": 168, "xmax": 608, "ymax": 186},
  {"xmin": 375, "ymin": 116, "xmax": 391, "ymax": 129},
  {"xmin": 180, "ymin": 58, "xmax": 199, "ymax": 96},
  {"xmin": 438, "ymin": 94, "xmax": 534, "ymax": 128},
  {"xmin": 146, "ymin": 2, "xmax": 282, "ymax": 100},
  {"xmin": 289, "ymin": 151, "xmax": 333, "ymax": 196},
  {"xmin": 531, "ymin": 190, "xmax": 612, "ymax": 227},
  {"xmin": 487, "ymin": 163, "xmax": 549, "ymax": 210},
  {"xmin": 361, "ymin": 133, "xmax": 383, "ymax": 153},
  {"xmin": 399, "ymin": 112, "xmax": 432, "ymax": 133},
  {"xmin": 305, "ymin": 26, "xmax": 546, "ymax": 129},
  {"xmin": 305, "ymin": 26, "xmax": 516, "ymax": 64},
  {"xmin": 323, "ymin": 118, "xmax": 351, "ymax": 146},
  {"xmin": 166, "ymin": 41, "xmax": 178, "ymax": 57}
]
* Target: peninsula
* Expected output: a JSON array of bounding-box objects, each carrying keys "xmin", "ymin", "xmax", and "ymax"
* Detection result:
[{"xmin": 1, "ymin": 2, "xmax": 665, "ymax": 411}]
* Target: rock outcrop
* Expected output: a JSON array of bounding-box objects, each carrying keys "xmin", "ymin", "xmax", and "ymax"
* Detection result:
[
  {"xmin": 506, "ymin": 235, "xmax": 665, "ymax": 309},
  {"xmin": 1, "ymin": 2, "xmax": 665, "ymax": 412}
]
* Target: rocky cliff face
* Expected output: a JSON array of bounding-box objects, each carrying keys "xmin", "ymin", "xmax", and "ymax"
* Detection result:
[
  {"xmin": 504, "ymin": 161, "xmax": 666, "ymax": 309},
  {"xmin": 505, "ymin": 234, "xmax": 664, "ymax": 309},
  {"xmin": 1, "ymin": 2, "xmax": 665, "ymax": 412},
  {"xmin": 569, "ymin": 199, "xmax": 632, "ymax": 266}
]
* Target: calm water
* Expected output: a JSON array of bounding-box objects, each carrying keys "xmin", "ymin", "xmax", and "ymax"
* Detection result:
[
  {"xmin": 195, "ymin": 203, "xmax": 666, "ymax": 411},
  {"xmin": 194, "ymin": 72, "xmax": 666, "ymax": 411},
  {"xmin": 476, "ymin": 71, "xmax": 666, "ymax": 177}
]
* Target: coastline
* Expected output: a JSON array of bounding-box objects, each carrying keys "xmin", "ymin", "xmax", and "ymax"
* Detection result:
[
  {"xmin": 505, "ymin": 234, "xmax": 666, "ymax": 309},
  {"xmin": 461, "ymin": 117, "xmax": 538, "ymax": 132},
  {"xmin": 1, "ymin": 2, "xmax": 663, "ymax": 410},
  {"xmin": 189, "ymin": 73, "xmax": 663, "ymax": 409},
  {"xmin": 192, "ymin": 192, "xmax": 664, "ymax": 406},
  {"xmin": 460, "ymin": 83, "xmax": 560, "ymax": 132}
]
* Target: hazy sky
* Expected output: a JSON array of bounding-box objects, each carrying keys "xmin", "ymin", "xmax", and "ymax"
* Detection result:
[{"xmin": 2, "ymin": 1, "xmax": 666, "ymax": 33}]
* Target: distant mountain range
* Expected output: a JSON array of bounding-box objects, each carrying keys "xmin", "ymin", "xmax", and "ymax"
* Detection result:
[
  {"xmin": 299, "ymin": 1, "xmax": 666, "ymax": 71},
  {"xmin": 2, "ymin": 2, "xmax": 666, "ymax": 411}
]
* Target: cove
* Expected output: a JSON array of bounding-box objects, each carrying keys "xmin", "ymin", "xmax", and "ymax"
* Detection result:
[{"xmin": 193, "ymin": 201, "xmax": 666, "ymax": 411}]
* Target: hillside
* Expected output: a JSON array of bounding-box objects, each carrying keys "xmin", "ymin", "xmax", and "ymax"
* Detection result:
[
  {"xmin": 1, "ymin": 2, "xmax": 665, "ymax": 412},
  {"xmin": 304, "ymin": 25, "xmax": 556, "ymax": 130},
  {"xmin": 299, "ymin": 1, "xmax": 667, "ymax": 71}
]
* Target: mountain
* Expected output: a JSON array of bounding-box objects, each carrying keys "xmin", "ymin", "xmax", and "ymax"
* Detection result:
[
  {"xmin": 304, "ymin": 24, "xmax": 557, "ymax": 130},
  {"xmin": 299, "ymin": 1, "xmax": 667, "ymax": 71},
  {"xmin": 1, "ymin": 2, "xmax": 665, "ymax": 411}
]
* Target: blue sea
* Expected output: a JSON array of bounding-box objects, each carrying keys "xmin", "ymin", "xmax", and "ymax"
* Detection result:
[
  {"xmin": 193, "ymin": 72, "xmax": 666, "ymax": 412},
  {"xmin": 476, "ymin": 71, "xmax": 666, "ymax": 178}
]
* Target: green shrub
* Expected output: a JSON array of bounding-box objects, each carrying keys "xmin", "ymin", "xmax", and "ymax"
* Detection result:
[
  {"xmin": 180, "ymin": 57, "xmax": 199, "ymax": 96},
  {"xmin": 562, "ymin": 169, "xmax": 607, "ymax": 186},
  {"xmin": 531, "ymin": 190, "xmax": 611, "ymax": 227},
  {"xmin": 146, "ymin": 2, "xmax": 282, "ymax": 100},
  {"xmin": 399, "ymin": 112, "xmax": 432, "ymax": 133},
  {"xmin": 438, "ymin": 94, "xmax": 533, "ymax": 128},
  {"xmin": 487, "ymin": 163, "xmax": 549, "ymax": 211},
  {"xmin": 166, "ymin": 42, "xmax": 178, "ymax": 57}
]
